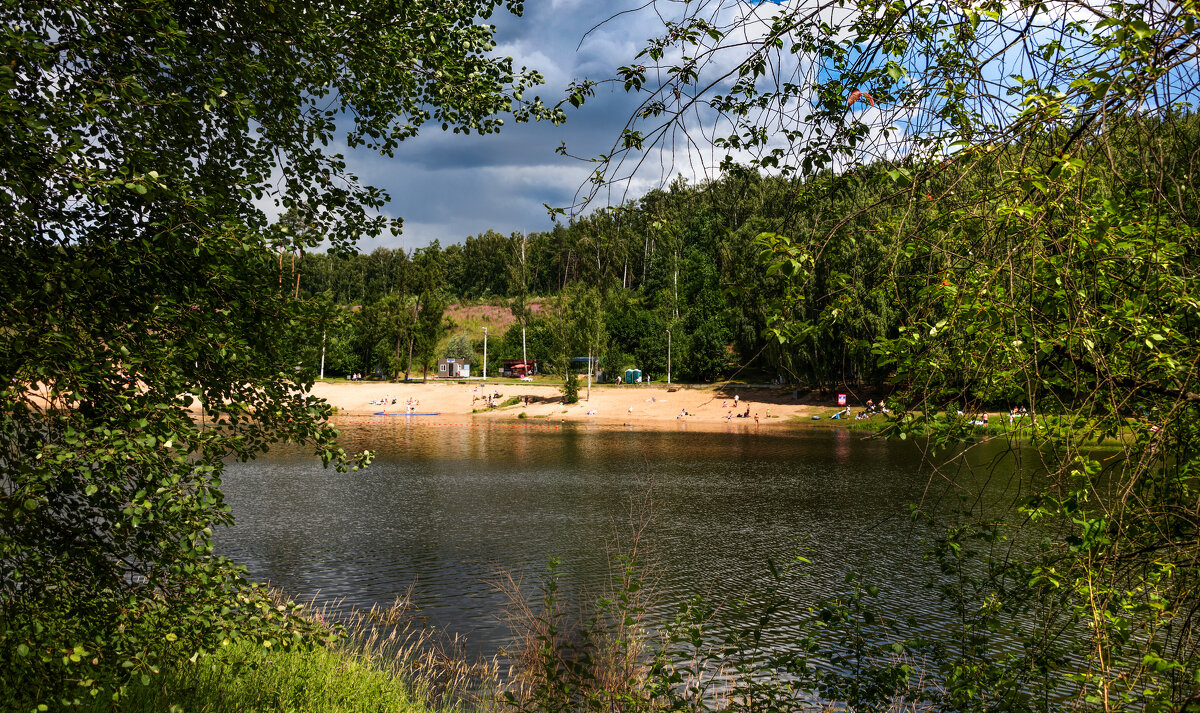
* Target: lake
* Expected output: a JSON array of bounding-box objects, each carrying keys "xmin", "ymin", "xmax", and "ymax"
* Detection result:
[{"xmin": 214, "ymin": 419, "xmax": 1030, "ymax": 659}]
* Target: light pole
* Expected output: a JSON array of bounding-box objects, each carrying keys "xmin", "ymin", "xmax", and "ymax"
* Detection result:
[
  {"xmin": 319, "ymin": 329, "xmax": 326, "ymax": 381},
  {"xmin": 482, "ymin": 327, "xmax": 488, "ymax": 381},
  {"xmin": 667, "ymin": 329, "xmax": 672, "ymax": 385}
]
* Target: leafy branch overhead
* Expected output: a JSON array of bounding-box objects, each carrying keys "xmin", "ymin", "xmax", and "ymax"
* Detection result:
[{"xmin": 571, "ymin": 0, "xmax": 1199, "ymax": 210}]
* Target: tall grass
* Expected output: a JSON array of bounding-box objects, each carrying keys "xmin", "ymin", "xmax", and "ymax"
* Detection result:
[
  {"xmin": 80, "ymin": 589, "xmax": 492, "ymax": 713},
  {"xmin": 82, "ymin": 637, "xmax": 437, "ymax": 713},
  {"xmin": 492, "ymin": 505, "xmax": 658, "ymax": 711}
]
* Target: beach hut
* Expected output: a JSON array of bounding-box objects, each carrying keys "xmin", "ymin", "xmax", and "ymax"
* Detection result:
[{"xmin": 436, "ymin": 358, "xmax": 471, "ymax": 379}]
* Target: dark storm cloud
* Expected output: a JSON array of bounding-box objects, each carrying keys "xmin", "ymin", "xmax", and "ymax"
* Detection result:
[{"xmin": 338, "ymin": 1, "xmax": 663, "ymax": 251}]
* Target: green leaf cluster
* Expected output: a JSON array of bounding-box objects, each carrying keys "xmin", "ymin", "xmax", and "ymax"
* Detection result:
[{"xmin": 0, "ymin": 0, "xmax": 547, "ymax": 706}]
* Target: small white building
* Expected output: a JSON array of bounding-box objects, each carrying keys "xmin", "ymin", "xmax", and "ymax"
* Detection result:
[{"xmin": 436, "ymin": 357, "xmax": 471, "ymax": 378}]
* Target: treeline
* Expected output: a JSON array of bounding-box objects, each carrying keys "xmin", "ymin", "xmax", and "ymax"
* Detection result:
[
  {"xmin": 298, "ymin": 111, "xmax": 1200, "ymax": 392},
  {"xmin": 298, "ymin": 171, "xmax": 815, "ymax": 383}
]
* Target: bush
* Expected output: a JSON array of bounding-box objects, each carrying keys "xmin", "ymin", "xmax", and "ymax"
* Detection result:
[{"xmin": 562, "ymin": 374, "xmax": 580, "ymax": 404}]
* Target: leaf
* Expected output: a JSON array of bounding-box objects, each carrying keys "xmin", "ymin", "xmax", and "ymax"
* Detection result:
[{"xmin": 1129, "ymin": 20, "xmax": 1155, "ymax": 39}]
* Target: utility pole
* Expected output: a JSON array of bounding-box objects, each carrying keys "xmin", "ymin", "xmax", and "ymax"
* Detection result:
[
  {"xmin": 319, "ymin": 329, "xmax": 326, "ymax": 380},
  {"xmin": 482, "ymin": 327, "xmax": 488, "ymax": 381},
  {"xmin": 667, "ymin": 329, "xmax": 672, "ymax": 385}
]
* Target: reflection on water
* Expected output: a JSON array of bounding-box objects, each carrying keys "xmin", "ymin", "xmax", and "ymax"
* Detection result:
[{"xmin": 214, "ymin": 419, "xmax": 1023, "ymax": 658}]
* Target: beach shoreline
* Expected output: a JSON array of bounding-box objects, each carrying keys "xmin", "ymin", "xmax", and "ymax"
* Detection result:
[{"xmin": 308, "ymin": 379, "xmax": 857, "ymax": 431}]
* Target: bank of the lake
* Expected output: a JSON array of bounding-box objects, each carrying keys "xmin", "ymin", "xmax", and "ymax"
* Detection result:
[{"xmin": 308, "ymin": 379, "xmax": 840, "ymax": 429}]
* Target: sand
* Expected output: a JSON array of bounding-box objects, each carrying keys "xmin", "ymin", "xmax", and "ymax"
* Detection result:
[{"xmin": 309, "ymin": 379, "xmax": 845, "ymax": 431}]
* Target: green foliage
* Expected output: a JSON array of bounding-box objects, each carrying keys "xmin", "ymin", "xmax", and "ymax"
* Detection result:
[
  {"xmin": 75, "ymin": 637, "xmax": 434, "ymax": 713},
  {"xmin": 443, "ymin": 333, "xmax": 478, "ymax": 364},
  {"xmin": 544, "ymin": 285, "xmax": 605, "ymax": 399},
  {"xmin": 0, "ymin": 0, "xmax": 553, "ymax": 706},
  {"xmin": 581, "ymin": 0, "xmax": 1200, "ymax": 708},
  {"xmin": 562, "ymin": 374, "xmax": 580, "ymax": 405}
]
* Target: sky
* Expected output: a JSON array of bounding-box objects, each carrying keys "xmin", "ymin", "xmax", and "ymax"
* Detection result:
[
  {"xmin": 330, "ymin": 0, "xmax": 880, "ymax": 253},
  {"xmin": 337, "ymin": 1, "xmax": 669, "ymax": 252}
]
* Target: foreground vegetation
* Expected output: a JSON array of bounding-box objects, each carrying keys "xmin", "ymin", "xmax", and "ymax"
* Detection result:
[
  {"xmin": 0, "ymin": 1, "xmax": 554, "ymax": 709},
  {"xmin": 82, "ymin": 639, "xmax": 430, "ymax": 713}
]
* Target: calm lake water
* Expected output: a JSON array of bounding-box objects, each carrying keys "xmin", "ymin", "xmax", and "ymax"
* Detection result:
[{"xmin": 214, "ymin": 419, "xmax": 1033, "ymax": 658}]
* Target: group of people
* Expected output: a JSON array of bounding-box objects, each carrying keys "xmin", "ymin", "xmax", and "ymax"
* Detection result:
[
  {"xmin": 473, "ymin": 388, "xmax": 504, "ymax": 409},
  {"xmin": 828, "ymin": 398, "xmax": 888, "ymax": 420},
  {"xmin": 1008, "ymin": 405, "xmax": 1030, "ymax": 421},
  {"xmin": 348, "ymin": 372, "xmax": 365, "ymax": 381},
  {"xmin": 369, "ymin": 395, "xmax": 420, "ymax": 413}
]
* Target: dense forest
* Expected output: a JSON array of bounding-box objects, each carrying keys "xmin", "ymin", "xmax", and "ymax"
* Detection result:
[{"xmin": 295, "ymin": 109, "xmax": 1200, "ymax": 397}]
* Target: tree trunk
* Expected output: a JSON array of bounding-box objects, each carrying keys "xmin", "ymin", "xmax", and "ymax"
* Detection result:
[{"xmin": 404, "ymin": 297, "xmax": 420, "ymax": 381}]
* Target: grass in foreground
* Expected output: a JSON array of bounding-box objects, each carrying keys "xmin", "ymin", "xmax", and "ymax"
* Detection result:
[
  {"xmin": 81, "ymin": 639, "xmax": 439, "ymax": 713},
  {"xmin": 79, "ymin": 594, "xmax": 486, "ymax": 713}
]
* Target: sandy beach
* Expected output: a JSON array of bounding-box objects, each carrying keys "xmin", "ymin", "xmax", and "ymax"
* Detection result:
[{"xmin": 309, "ymin": 379, "xmax": 850, "ymax": 431}]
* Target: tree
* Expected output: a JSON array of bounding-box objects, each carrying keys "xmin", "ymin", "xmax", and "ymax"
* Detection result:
[
  {"xmin": 585, "ymin": 0, "xmax": 1200, "ymax": 709},
  {"xmin": 545, "ymin": 285, "xmax": 606, "ymax": 402},
  {"xmin": 406, "ymin": 245, "xmax": 450, "ymax": 382},
  {"xmin": 509, "ymin": 232, "xmax": 533, "ymax": 370},
  {"xmin": 0, "ymin": 1, "xmax": 558, "ymax": 705},
  {"xmin": 443, "ymin": 333, "xmax": 478, "ymax": 365}
]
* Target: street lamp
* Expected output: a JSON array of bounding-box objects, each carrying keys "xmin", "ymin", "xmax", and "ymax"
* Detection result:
[
  {"xmin": 482, "ymin": 327, "xmax": 488, "ymax": 381},
  {"xmin": 667, "ymin": 329, "xmax": 671, "ymax": 385}
]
